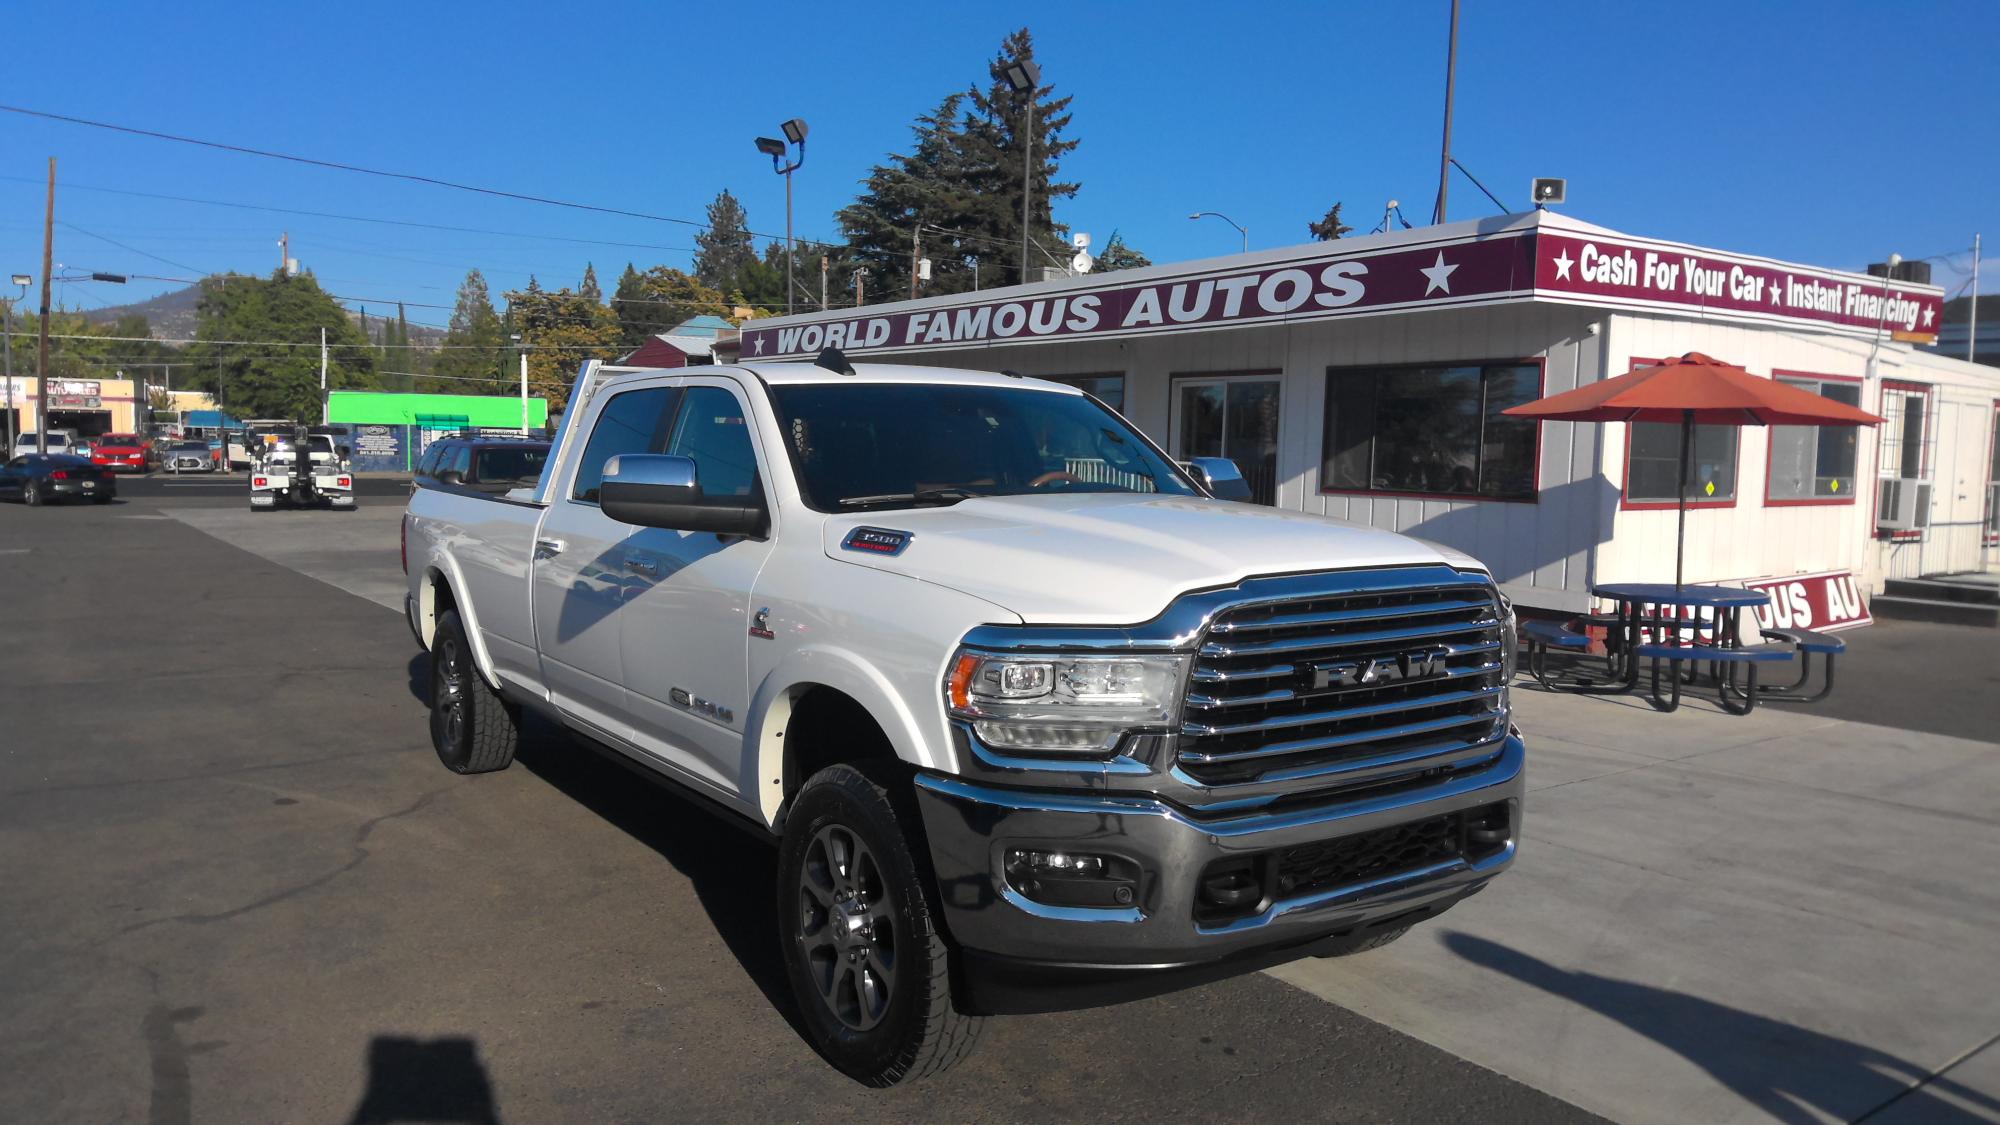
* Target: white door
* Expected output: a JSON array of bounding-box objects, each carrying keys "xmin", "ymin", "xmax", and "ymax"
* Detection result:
[
  {"xmin": 531, "ymin": 381, "xmax": 678, "ymax": 740},
  {"xmin": 1171, "ymin": 375, "xmax": 1282, "ymax": 505},
  {"xmin": 620, "ymin": 380, "xmax": 776, "ymax": 799}
]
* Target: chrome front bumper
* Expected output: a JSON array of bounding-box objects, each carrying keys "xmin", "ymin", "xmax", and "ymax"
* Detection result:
[{"xmin": 913, "ymin": 734, "xmax": 1522, "ymax": 967}]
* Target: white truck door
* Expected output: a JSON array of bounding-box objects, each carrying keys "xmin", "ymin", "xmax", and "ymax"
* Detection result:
[
  {"xmin": 531, "ymin": 381, "xmax": 678, "ymax": 741},
  {"xmin": 619, "ymin": 380, "xmax": 775, "ymax": 800}
]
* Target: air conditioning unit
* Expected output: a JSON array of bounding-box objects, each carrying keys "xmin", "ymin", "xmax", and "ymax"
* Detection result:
[{"xmin": 1876, "ymin": 477, "xmax": 1932, "ymax": 532}]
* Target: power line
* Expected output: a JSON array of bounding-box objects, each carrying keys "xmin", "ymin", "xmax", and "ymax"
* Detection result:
[
  {"xmin": 59, "ymin": 222, "xmax": 211, "ymax": 277},
  {"xmin": 0, "ymin": 104, "xmax": 838, "ymax": 247},
  {"xmin": 0, "ymin": 175, "xmax": 712, "ymax": 255}
]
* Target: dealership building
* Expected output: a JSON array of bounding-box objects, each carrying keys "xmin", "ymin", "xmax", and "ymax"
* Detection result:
[{"xmin": 732, "ymin": 211, "xmax": 2000, "ymax": 625}]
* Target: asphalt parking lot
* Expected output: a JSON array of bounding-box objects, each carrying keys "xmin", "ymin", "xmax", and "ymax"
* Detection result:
[{"xmin": 0, "ymin": 491, "xmax": 1605, "ymax": 1122}]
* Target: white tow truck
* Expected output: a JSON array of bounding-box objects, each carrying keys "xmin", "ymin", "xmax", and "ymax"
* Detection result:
[
  {"xmin": 401, "ymin": 354, "xmax": 1523, "ymax": 1085},
  {"xmin": 248, "ymin": 429, "xmax": 356, "ymax": 510}
]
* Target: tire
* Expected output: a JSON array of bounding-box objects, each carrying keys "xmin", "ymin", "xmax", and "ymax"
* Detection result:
[
  {"xmin": 777, "ymin": 764, "xmax": 983, "ymax": 1086},
  {"xmin": 428, "ymin": 609, "xmax": 520, "ymax": 774},
  {"xmin": 1313, "ymin": 924, "xmax": 1412, "ymax": 958},
  {"xmin": 23, "ymin": 483, "xmax": 42, "ymax": 507}
]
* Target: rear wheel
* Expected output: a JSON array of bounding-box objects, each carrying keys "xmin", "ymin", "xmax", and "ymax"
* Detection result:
[
  {"xmin": 23, "ymin": 483, "xmax": 42, "ymax": 507},
  {"xmin": 428, "ymin": 609, "xmax": 520, "ymax": 774},
  {"xmin": 778, "ymin": 765, "xmax": 982, "ymax": 1085}
]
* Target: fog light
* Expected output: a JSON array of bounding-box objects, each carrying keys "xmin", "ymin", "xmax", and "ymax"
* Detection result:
[{"xmin": 1004, "ymin": 848, "xmax": 1138, "ymax": 909}]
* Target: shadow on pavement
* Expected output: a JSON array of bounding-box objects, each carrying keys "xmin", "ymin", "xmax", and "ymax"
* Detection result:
[
  {"xmin": 401, "ymin": 651, "xmax": 802, "ymax": 1039},
  {"xmin": 348, "ymin": 1035, "xmax": 499, "ymax": 1124},
  {"xmin": 1443, "ymin": 932, "xmax": 2000, "ymax": 1124}
]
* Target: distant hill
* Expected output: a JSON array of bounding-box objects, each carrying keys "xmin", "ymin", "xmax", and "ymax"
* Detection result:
[
  {"xmin": 82, "ymin": 284, "xmax": 204, "ymax": 338},
  {"xmin": 82, "ymin": 281, "xmax": 445, "ymax": 345}
]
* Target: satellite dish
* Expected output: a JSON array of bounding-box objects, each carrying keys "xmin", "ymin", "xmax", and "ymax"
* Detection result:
[
  {"xmin": 1071, "ymin": 251, "xmax": 1095, "ymax": 274},
  {"xmin": 1072, "ymin": 232, "xmax": 1091, "ymax": 249}
]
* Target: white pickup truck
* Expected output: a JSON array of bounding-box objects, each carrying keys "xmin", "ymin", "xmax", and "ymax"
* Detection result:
[{"xmin": 402, "ymin": 354, "xmax": 1523, "ymax": 1085}]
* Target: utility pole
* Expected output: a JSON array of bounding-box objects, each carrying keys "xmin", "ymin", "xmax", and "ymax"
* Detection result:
[
  {"xmin": 1433, "ymin": 0, "xmax": 1461, "ymax": 225},
  {"xmin": 820, "ymin": 255, "xmax": 829, "ymax": 311},
  {"xmin": 280, "ymin": 231, "xmax": 289, "ymax": 273},
  {"xmin": 2, "ymin": 292, "xmax": 14, "ymax": 451},
  {"xmin": 852, "ymin": 269, "xmax": 866, "ymax": 309},
  {"xmin": 35, "ymin": 157, "xmax": 55, "ymax": 455},
  {"xmin": 1969, "ymin": 233, "xmax": 1981, "ymax": 364},
  {"xmin": 910, "ymin": 225, "xmax": 922, "ymax": 300},
  {"xmin": 319, "ymin": 326, "xmax": 329, "ymax": 424}
]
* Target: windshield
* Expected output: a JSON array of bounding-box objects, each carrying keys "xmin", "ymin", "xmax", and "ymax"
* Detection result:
[{"xmin": 771, "ymin": 382, "xmax": 1199, "ymax": 512}]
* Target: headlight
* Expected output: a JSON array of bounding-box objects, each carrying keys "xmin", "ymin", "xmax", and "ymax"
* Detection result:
[
  {"xmin": 1495, "ymin": 591, "xmax": 1519, "ymax": 683},
  {"xmin": 946, "ymin": 650, "xmax": 1189, "ymax": 756}
]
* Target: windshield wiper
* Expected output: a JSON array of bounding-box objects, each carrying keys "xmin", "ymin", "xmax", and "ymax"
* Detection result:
[{"xmin": 836, "ymin": 488, "xmax": 982, "ymax": 508}]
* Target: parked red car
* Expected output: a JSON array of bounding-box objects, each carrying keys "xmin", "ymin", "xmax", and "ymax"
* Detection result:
[{"xmin": 89, "ymin": 434, "xmax": 157, "ymax": 474}]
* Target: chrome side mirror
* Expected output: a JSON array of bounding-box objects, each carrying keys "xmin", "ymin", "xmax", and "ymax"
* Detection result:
[
  {"xmin": 600, "ymin": 453, "xmax": 767, "ymax": 536},
  {"xmin": 1185, "ymin": 456, "xmax": 1252, "ymax": 502}
]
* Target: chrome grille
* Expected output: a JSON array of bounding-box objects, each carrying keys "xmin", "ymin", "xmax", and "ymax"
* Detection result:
[{"xmin": 1178, "ymin": 572, "xmax": 1506, "ymax": 789}]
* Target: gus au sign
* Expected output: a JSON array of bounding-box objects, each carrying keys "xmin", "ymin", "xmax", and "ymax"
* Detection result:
[{"xmin": 1742, "ymin": 571, "xmax": 1871, "ymax": 632}]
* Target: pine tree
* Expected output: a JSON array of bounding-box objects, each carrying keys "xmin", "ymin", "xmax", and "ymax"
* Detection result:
[
  {"xmin": 428, "ymin": 269, "xmax": 506, "ymax": 393},
  {"xmin": 693, "ymin": 191, "xmax": 759, "ymax": 295},
  {"xmin": 961, "ymin": 28, "xmax": 1079, "ymax": 286},
  {"xmin": 1308, "ymin": 202, "xmax": 1353, "ymax": 241},
  {"xmin": 837, "ymin": 94, "xmax": 982, "ymax": 299},
  {"xmin": 1091, "ymin": 231, "xmax": 1152, "ymax": 273},
  {"xmin": 580, "ymin": 264, "xmax": 602, "ymax": 305}
]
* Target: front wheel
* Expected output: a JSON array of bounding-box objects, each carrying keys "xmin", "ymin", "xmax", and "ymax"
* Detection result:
[
  {"xmin": 428, "ymin": 609, "xmax": 520, "ymax": 773},
  {"xmin": 777, "ymin": 765, "xmax": 982, "ymax": 1086}
]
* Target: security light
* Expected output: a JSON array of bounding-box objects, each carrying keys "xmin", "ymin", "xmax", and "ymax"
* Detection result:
[
  {"xmin": 755, "ymin": 136, "xmax": 787, "ymax": 158},
  {"xmin": 1003, "ymin": 59, "xmax": 1041, "ymax": 92},
  {"xmin": 781, "ymin": 118, "xmax": 809, "ymax": 145},
  {"xmin": 9, "ymin": 274, "xmax": 28, "ymax": 287},
  {"xmin": 1531, "ymin": 177, "xmax": 1567, "ymax": 205}
]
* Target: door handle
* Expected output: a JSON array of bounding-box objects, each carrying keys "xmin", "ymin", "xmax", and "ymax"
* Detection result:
[
  {"xmin": 533, "ymin": 537, "xmax": 565, "ymax": 559},
  {"xmin": 624, "ymin": 555, "xmax": 658, "ymax": 575}
]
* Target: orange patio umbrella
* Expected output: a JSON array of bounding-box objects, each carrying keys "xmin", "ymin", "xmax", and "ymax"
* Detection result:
[{"xmin": 1503, "ymin": 352, "xmax": 1884, "ymax": 589}]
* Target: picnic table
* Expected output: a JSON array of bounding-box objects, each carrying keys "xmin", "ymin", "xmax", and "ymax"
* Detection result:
[{"xmin": 1523, "ymin": 582, "xmax": 1846, "ymax": 715}]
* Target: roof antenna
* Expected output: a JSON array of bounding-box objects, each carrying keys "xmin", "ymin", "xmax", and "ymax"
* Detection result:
[{"xmin": 814, "ymin": 347, "xmax": 856, "ymax": 376}]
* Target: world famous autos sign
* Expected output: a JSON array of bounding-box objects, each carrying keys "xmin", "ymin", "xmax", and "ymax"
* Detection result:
[
  {"xmin": 739, "ymin": 220, "xmax": 1945, "ymax": 360},
  {"xmin": 741, "ymin": 232, "xmax": 1541, "ymax": 359}
]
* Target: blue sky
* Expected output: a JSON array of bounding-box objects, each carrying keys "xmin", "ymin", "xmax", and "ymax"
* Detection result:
[{"xmin": 1, "ymin": 0, "xmax": 1992, "ymax": 328}]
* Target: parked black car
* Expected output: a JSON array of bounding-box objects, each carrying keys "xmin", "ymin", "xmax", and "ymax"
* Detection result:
[
  {"xmin": 1, "ymin": 454, "xmax": 117, "ymax": 506},
  {"xmin": 412, "ymin": 438, "xmax": 551, "ymax": 495}
]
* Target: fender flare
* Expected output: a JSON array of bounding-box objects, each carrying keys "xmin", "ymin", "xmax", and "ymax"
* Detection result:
[
  {"xmin": 744, "ymin": 643, "xmax": 950, "ymax": 828},
  {"xmin": 419, "ymin": 554, "xmax": 505, "ymax": 693}
]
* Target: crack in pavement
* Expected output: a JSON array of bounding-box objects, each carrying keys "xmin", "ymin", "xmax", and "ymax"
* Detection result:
[{"xmin": 110, "ymin": 787, "xmax": 449, "ymax": 936}]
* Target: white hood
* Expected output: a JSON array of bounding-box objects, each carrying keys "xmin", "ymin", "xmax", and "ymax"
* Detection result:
[{"xmin": 821, "ymin": 493, "xmax": 1481, "ymax": 624}]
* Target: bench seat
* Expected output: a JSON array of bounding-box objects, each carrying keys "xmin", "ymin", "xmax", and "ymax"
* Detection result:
[
  {"xmin": 1633, "ymin": 641, "xmax": 1794, "ymax": 662},
  {"xmin": 1523, "ymin": 619, "xmax": 1591, "ymax": 649},
  {"xmin": 1761, "ymin": 627, "xmax": 1846, "ymax": 655}
]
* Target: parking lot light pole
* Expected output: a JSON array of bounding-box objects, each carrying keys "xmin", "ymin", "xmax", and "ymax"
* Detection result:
[
  {"xmin": 756, "ymin": 119, "xmax": 808, "ymax": 315},
  {"xmin": 1003, "ymin": 60, "xmax": 1041, "ymax": 283},
  {"xmin": 1188, "ymin": 211, "xmax": 1248, "ymax": 254}
]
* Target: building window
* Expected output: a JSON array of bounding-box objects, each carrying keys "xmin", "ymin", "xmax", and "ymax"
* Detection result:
[
  {"xmin": 1322, "ymin": 361, "xmax": 1540, "ymax": 500},
  {"xmin": 1878, "ymin": 383, "xmax": 1933, "ymax": 482},
  {"xmin": 1045, "ymin": 373, "xmax": 1125, "ymax": 414},
  {"xmin": 1626, "ymin": 423, "xmax": 1737, "ymax": 505},
  {"xmin": 1767, "ymin": 375, "xmax": 1861, "ymax": 503}
]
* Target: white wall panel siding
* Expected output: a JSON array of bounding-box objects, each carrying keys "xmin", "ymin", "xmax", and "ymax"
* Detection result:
[{"xmin": 868, "ymin": 298, "xmax": 1999, "ymax": 612}]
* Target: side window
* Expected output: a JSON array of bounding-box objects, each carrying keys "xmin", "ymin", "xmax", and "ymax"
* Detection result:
[
  {"xmin": 666, "ymin": 385, "xmax": 760, "ymax": 499},
  {"xmin": 571, "ymin": 387, "xmax": 675, "ymax": 502},
  {"xmin": 416, "ymin": 443, "xmax": 445, "ymax": 477},
  {"xmin": 447, "ymin": 444, "xmax": 473, "ymax": 476}
]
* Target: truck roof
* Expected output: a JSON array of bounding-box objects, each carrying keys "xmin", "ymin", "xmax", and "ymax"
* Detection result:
[{"xmin": 718, "ymin": 362, "xmax": 1084, "ymax": 394}]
